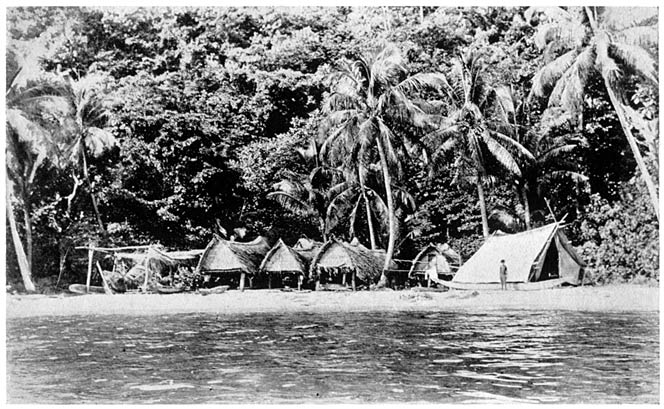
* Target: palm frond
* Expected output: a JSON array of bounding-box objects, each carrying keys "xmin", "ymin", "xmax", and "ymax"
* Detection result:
[
  {"xmin": 481, "ymin": 130, "xmax": 522, "ymax": 177},
  {"xmin": 327, "ymin": 181, "xmax": 351, "ymax": 201},
  {"xmin": 490, "ymin": 131, "xmax": 535, "ymax": 162},
  {"xmin": 394, "ymin": 72, "xmax": 447, "ymax": 95},
  {"xmin": 6, "ymin": 109, "xmax": 50, "ymax": 146},
  {"xmin": 614, "ymin": 25, "xmax": 659, "ymax": 48},
  {"xmin": 609, "ymin": 42, "xmax": 658, "ymax": 86},
  {"xmin": 547, "ymin": 47, "xmax": 594, "ymax": 114},
  {"xmin": 267, "ymin": 191, "xmax": 313, "ymax": 216},
  {"xmin": 493, "ymin": 85, "xmax": 515, "ymax": 123},
  {"xmin": 85, "ymin": 127, "xmax": 116, "ymax": 157},
  {"xmin": 538, "ymin": 144, "xmax": 579, "ymax": 166},
  {"xmin": 530, "ymin": 49, "xmax": 579, "ymax": 99},
  {"xmin": 323, "ymin": 92, "xmax": 360, "ymax": 114},
  {"xmin": 602, "ymin": 7, "xmax": 657, "ymax": 31}
]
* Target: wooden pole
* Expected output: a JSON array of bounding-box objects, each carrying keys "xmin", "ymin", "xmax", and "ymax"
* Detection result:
[
  {"xmin": 86, "ymin": 248, "xmax": 94, "ymax": 292},
  {"xmin": 97, "ymin": 262, "xmax": 113, "ymax": 295},
  {"xmin": 352, "ymin": 270, "xmax": 356, "ymax": 291},
  {"xmin": 240, "ymin": 272, "xmax": 245, "ymax": 292},
  {"xmin": 75, "ymin": 245, "xmax": 153, "ymax": 251},
  {"xmin": 268, "ymin": 273, "xmax": 272, "ymax": 289},
  {"xmin": 298, "ymin": 274, "xmax": 303, "ymax": 291},
  {"xmin": 142, "ymin": 248, "xmax": 151, "ymax": 290}
]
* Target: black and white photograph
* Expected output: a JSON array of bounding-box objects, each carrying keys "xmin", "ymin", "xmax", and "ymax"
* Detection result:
[{"xmin": 3, "ymin": 4, "xmax": 660, "ymax": 404}]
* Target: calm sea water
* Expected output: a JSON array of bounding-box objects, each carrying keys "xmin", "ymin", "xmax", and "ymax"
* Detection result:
[{"xmin": 6, "ymin": 310, "xmax": 659, "ymax": 404}]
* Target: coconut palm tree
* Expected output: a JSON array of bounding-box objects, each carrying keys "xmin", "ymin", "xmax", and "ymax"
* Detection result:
[
  {"xmin": 518, "ymin": 131, "xmax": 589, "ymax": 229},
  {"xmin": 325, "ymin": 162, "xmax": 417, "ymax": 250},
  {"xmin": 5, "ymin": 54, "xmax": 67, "ymax": 292},
  {"xmin": 425, "ymin": 50, "xmax": 533, "ymax": 237},
  {"xmin": 527, "ymin": 6, "xmax": 659, "ymax": 221},
  {"xmin": 323, "ymin": 44, "xmax": 442, "ymax": 281},
  {"xmin": 495, "ymin": 85, "xmax": 589, "ymax": 229},
  {"xmin": 58, "ymin": 74, "xmax": 117, "ymax": 236},
  {"xmin": 267, "ymin": 167, "xmax": 336, "ymax": 241},
  {"xmin": 325, "ymin": 166, "xmax": 384, "ymax": 249}
]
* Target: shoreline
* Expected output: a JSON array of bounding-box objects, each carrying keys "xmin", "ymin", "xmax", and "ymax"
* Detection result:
[{"xmin": 5, "ymin": 284, "xmax": 658, "ymax": 318}]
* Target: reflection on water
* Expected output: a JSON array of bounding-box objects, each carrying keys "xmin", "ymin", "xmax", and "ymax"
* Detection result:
[{"xmin": 6, "ymin": 310, "xmax": 659, "ymax": 403}]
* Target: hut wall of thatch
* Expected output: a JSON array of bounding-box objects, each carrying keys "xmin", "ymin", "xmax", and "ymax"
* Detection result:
[
  {"xmin": 311, "ymin": 239, "xmax": 392, "ymax": 284},
  {"xmin": 260, "ymin": 239, "xmax": 309, "ymax": 274},
  {"xmin": 197, "ymin": 236, "xmax": 271, "ymax": 275}
]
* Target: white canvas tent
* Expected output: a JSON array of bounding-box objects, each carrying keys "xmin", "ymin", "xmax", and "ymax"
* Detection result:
[{"xmin": 449, "ymin": 223, "xmax": 584, "ymax": 290}]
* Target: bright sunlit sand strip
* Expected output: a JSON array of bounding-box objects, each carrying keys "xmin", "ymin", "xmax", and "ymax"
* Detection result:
[{"xmin": 6, "ymin": 284, "xmax": 658, "ymax": 318}]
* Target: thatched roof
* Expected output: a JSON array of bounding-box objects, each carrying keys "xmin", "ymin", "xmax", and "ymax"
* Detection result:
[
  {"xmin": 453, "ymin": 223, "xmax": 584, "ymax": 284},
  {"xmin": 197, "ymin": 235, "xmax": 271, "ymax": 275},
  {"xmin": 260, "ymin": 239, "xmax": 310, "ymax": 274},
  {"xmin": 310, "ymin": 238, "xmax": 394, "ymax": 283},
  {"xmin": 408, "ymin": 243, "xmax": 461, "ymax": 277}
]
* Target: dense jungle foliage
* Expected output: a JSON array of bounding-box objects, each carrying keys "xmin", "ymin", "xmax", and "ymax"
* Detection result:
[{"xmin": 5, "ymin": 6, "xmax": 659, "ymax": 291}]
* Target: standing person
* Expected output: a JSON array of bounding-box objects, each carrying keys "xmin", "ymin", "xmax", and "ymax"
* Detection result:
[{"xmin": 499, "ymin": 260, "xmax": 508, "ymax": 290}]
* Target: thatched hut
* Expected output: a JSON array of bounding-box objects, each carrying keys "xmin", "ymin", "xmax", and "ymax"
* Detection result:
[
  {"xmin": 310, "ymin": 238, "xmax": 393, "ymax": 290},
  {"xmin": 259, "ymin": 239, "xmax": 320, "ymax": 289},
  {"xmin": 196, "ymin": 235, "xmax": 271, "ymax": 290},
  {"xmin": 408, "ymin": 244, "xmax": 462, "ymax": 286}
]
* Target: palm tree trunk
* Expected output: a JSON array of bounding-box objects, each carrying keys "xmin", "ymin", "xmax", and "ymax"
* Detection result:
[
  {"xmin": 357, "ymin": 167, "xmax": 377, "ymax": 250},
  {"xmin": 477, "ymin": 179, "xmax": 490, "ymax": 238},
  {"xmin": 6, "ymin": 184, "xmax": 36, "ymax": 292},
  {"xmin": 19, "ymin": 185, "xmax": 33, "ymax": 269},
  {"xmin": 363, "ymin": 193, "xmax": 377, "ymax": 250},
  {"xmin": 375, "ymin": 139, "xmax": 395, "ymax": 285},
  {"xmin": 521, "ymin": 185, "xmax": 531, "ymax": 230},
  {"xmin": 604, "ymin": 80, "xmax": 659, "ymax": 222},
  {"xmin": 81, "ymin": 148, "xmax": 108, "ymax": 236}
]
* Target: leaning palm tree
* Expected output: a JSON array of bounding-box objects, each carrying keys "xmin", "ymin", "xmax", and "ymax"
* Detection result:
[
  {"xmin": 58, "ymin": 74, "xmax": 117, "ymax": 236},
  {"xmin": 323, "ymin": 44, "xmax": 442, "ymax": 281},
  {"xmin": 5, "ymin": 52, "xmax": 66, "ymax": 292},
  {"xmin": 425, "ymin": 50, "xmax": 533, "ymax": 237},
  {"xmin": 527, "ymin": 6, "xmax": 659, "ymax": 220}
]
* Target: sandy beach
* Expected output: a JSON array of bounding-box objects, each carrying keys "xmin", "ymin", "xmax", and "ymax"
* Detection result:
[{"xmin": 5, "ymin": 284, "xmax": 658, "ymax": 318}]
